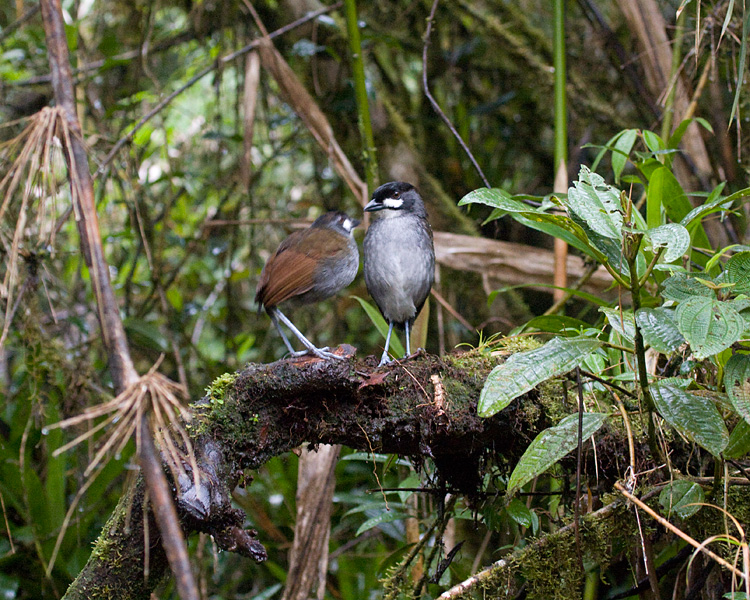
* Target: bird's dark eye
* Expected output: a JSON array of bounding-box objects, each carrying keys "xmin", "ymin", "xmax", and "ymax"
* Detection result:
[{"xmin": 393, "ymin": 191, "xmax": 400, "ymax": 198}]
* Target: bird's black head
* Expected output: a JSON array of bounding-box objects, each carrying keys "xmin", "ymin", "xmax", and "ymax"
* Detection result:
[
  {"xmin": 312, "ymin": 210, "xmax": 360, "ymax": 236},
  {"xmin": 364, "ymin": 182, "xmax": 426, "ymax": 217}
]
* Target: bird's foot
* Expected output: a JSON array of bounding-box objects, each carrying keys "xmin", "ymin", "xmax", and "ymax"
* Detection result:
[
  {"xmin": 377, "ymin": 352, "xmax": 393, "ymax": 367},
  {"xmin": 312, "ymin": 348, "xmax": 346, "ymax": 361},
  {"xmin": 295, "ymin": 346, "xmax": 345, "ymax": 360}
]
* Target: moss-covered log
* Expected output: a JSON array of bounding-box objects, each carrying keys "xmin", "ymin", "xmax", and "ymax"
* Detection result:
[{"xmin": 63, "ymin": 346, "xmax": 551, "ymax": 599}]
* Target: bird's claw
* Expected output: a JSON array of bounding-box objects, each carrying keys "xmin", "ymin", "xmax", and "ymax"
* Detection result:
[
  {"xmin": 291, "ymin": 346, "xmax": 345, "ymax": 361},
  {"xmin": 377, "ymin": 353, "xmax": 393, "ymax": 368}
]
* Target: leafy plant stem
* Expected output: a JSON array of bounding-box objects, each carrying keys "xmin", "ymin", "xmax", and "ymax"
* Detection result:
[
  {"xmin": 625, "ymin": 240, "xmax": 661, "ymax": 459},
  {"xmin": 602, "ymin": 342, "xmax": 635, "ymax": 355},
  {"xmin": 709, "ymin": 456, "xmax": 723, "ymax": 502},
  {"xmin": 639, "ymin": 246, "xmax": 666, "ymax": 288},
  {"xmin": 600, "ymin": 261, "xmax": 631, "ymax": 289},
  {"xmin": 344, "ymin": 0, "xmax": 378, "ymax": 192}
]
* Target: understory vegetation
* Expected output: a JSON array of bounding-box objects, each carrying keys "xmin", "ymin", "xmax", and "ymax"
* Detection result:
[{"xmin": 1, "ymin": 0, "xmax": 750, "ymax": 598}]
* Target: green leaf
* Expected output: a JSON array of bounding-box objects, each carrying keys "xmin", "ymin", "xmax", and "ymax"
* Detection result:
[
  {"xmin": 507, "ymin": 412, "xmax": 609, "ymax": 496},
  {"xmin": 647, "ymin": 167, "xmax": 711, "ymax": 263},
  {"xmin": 459, "ymin": 188, "xmax": 531, "ymax": 212},
  {"xmin": 635, "ymin": 308, "xmax": 685, "ymax": 353},
  {"xmin": 651, "ymin": 379, "xmax": 729, "ymax": 456},
  {"xmin": 642, "ymin": 130, "xmax": 665, "ymax": 155},
  {"xmin": 724, "ymin": 353, "xmax": 750, "ymax": 425},
  {"xmin": 725, "ymin": 419, "xmax": 750, "ymax": 459},
  {"xmin": 351, "ymin": 296, "xmax": 405, "ymax": 358},
  {"xmin": 478, "ymin": 336, "xmax": 602, "ymax": 418},
  {"xmin": 645, "ymin": 224, "xmax": 691, "ymax": 263},
  {"xmin": 355, "ymin": 511, "xmax": 409, "ymax": 536},
  {"xmin": 674, "ymin": 297, "xmax": 744, "ymax": 359},
  {"xmin": 519, "ymin": 315, "xmax": 593, "ymax": 334},
  {"xmin": 506, "ymin": 498, "xmax": 533, "ymax": 528},
  {"xmin": 728, "ymin": 7, "xmax": 750, "ymax": 127},
  {"xmin": 658, "ymin": 480, "xmax": 704, "ymax": 519},
  {"xmin": 662, "ymin": 273, "xmax": 715, "ymax": 302},
  {"xmin": 726, "ymin": 252, "xmax": 750, "ymax": 295},
  {"xmin": 600, "ymin": 307, "xmax": 635, "ymax": 342},
  {"xmin": 612, "ymin": 129, "xmax": 637, "ymax": 183},
  {"xmin": 566, "ymin": 166, "xmax": 624, "ymax": 240}
]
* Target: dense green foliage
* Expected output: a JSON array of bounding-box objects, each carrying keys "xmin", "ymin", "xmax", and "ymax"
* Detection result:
[{"xmin": 1, "ymin": 0, "xmax": 750, "ymax": 598}]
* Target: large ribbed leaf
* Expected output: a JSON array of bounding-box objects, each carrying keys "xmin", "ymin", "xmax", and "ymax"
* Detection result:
[
  {"xmin": 635, "ymin": 307, "xmax": 685, "ymax": 353},
  {"xmin": 645, "ymin": 224, "xmax": 691, "ymax": 263},
  {"xmin": 724, "ymin": 353, "xmax": 750, "ymax": 424},
  {"xmin": 662, "ymin": 273, "xmax": 715, "ymax": 302},
  {"xmin": 566, "ymin": 166, "xmax": 624, "ymax": 240},
  {"xmin": 726, "ymin": 251, "xmax": 750, "ymax": 294},
  {"xmin": 507, "ymin": 412, "xmax": 609, "ymax": 496},
  {"xmin": 478, "ymin": 337, "xmax": 602, "ymax": 418},
  {"xmin": 600, "ymin": 307, "xmax": 635, "ymax": 342},
  {"xmin": 674, "ymin": 297, "xmax": 744, "ymax": 359},
  {"xmin": 725, "ymin": 419, "xmax": 750, "ymax": 459},
  {"xmin": 659, "ymin": 481, "xmax": 704, "ymax": 519},
  {"xmin": 651, "ymin": 379, "xmax": 729, "ymax": 457}
]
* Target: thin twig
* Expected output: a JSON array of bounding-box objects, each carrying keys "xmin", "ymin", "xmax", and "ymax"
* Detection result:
[
  {"xmin": 422, "ymin": 0, "xmax": 490, "ymax": 188},
  {"xmin": 430, "ymin": 287, "xmax": 473, "ymax": 331},
  {"xmin": 614, "ymin": 481, "xmax": 747, "ymax": 580},
  {"xmin": 574, "ymin": 367, "xmax": 585, "ymax": 573}
]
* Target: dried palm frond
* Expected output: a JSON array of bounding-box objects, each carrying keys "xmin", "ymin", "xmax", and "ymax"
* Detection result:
[
  {"xmin": 44, "ymin": 358, "xmax": 197, "ymax": 576},
  {"xmin": 0, "ymin": 106, "xmax": 70, "ymax": 347}
]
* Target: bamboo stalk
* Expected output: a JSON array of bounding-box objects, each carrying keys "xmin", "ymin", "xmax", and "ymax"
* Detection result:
[{"xmin": 344, "ymin": 0, "xmax": 378, "ymax": 193}]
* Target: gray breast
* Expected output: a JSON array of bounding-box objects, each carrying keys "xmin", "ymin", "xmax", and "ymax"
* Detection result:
[{"xmin": 363, "ymin": 214, "xmax": 435, "ymax": 325}]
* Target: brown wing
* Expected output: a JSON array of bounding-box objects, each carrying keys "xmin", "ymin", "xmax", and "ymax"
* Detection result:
[{"xmin": 255, "ymin": 227, "xmax": 348, "ymax": 308}]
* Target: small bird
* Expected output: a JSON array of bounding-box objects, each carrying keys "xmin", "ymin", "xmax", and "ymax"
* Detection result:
[
  {"xmin": 363, "ymin": 182, "xmax": 435, "ymax": 366},
  {"xmin": 256, "ymin": 211, "xmax": 359, "ymax": 360}
]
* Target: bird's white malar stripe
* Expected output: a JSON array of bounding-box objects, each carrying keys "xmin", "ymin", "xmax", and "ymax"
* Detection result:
[
  {"xmin": 343, "ymin": 218, "xmax": 354, "ymax": 232},
  {"xmin": 383, "ymin": 197, "xmax": 404, "ymax": 209}
]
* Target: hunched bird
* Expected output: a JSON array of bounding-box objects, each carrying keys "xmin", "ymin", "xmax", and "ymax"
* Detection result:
[
  {"xmin": 363, "ymin": 181, "xmax": 435, "ymax": 366},
  {"xmin": 255, "ymin": 211, "xmax": 359, "ymax": 360}
]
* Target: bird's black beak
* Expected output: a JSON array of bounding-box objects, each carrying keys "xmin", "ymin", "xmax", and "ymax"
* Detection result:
[{"xmin": 364, "ymin": 199, "xmax": 384, "ymax": 212}]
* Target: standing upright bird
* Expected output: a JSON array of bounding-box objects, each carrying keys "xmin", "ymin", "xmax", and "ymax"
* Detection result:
[
  {"xmin": 255, "ymin": 211, "xmax": 359, "ymax": 360},
  {"xmin": 363, "ymin": 182, "xmax": 435, "ymax": 366}
]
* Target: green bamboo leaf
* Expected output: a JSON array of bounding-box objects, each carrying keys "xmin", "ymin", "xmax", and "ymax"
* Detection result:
[
  {"xmin": 662, "ymin": 273, "xmax": 715, "ymax": 302},
  {"xmin": 600, "ymin": 307, "xmax": 635, "ymax": 342},
  {"xmin": 635, "ymin": 307, "xmax": 685, "ymax": 353},
  {"xmin": 726, "ymin": 252, "xmax": 750, "ymax": 295},
  {"xmin": 674, "ymin": 297, "xmax": 744, "ymax": 359},
  {"xmin": 351, "ymin": 295, "xmax": 405, "ymax": 357},
  {"xmin": 645, "ymin": 224, "xmax": 691, "ymax": 263},
  {"xmin": 642, "ymin": 130, "xmax": 665, "ymax": 155},
  {"xmin": 725, "ymin": 419, "xmax": 750, "ymax": 459},
  {"xmin": 566, "ymin": 166, "xmax": 624, "ymax": 240},
  {"xmin": 612, "ymin": 129, "xmax": 637, "ymax": 184},
  {"xmin": 651, "ymin": 379, "xmax": 729, "ymax": 456},
  {"xmin": 507, "ymin": 412, "xmax": 609, "ymax": 496},
  {"xmin": 724, "ymin": 353, "xmax": 750, "ymax": 424},
  {"xmin": 659, "ymin": 480, "xmax": 704, "ymax": 519},
  {"xmin": 355, "ymin": 511, "xmax": 409, "ymax": 536},
  {"xmin": 479, "ymin": 337, "xmax": 602, "ymax": 418},
  {"xmin": 728, "ymin": 7, "xmax": 750, "ymax": 127}
]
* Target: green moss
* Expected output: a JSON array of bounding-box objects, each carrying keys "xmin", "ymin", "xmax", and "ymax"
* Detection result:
[{"xmin": 203, "ymin": 372, "xmax": 238, "ymax": 405}]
